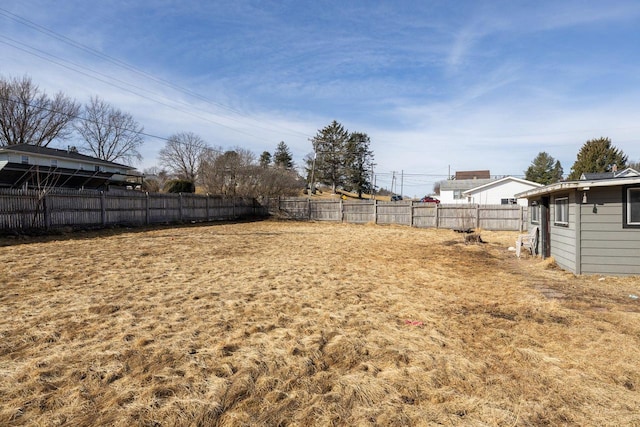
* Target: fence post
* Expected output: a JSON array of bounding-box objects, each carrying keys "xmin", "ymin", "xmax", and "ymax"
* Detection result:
[
  {"xmin": 520, "ymin": 206, "xmax": 524, "ymax": 231},
  {"xmin": 206, "ymin": 194, "xmax": 210, "ymax": 221},
  {"xmin": 476, "ymin": 205, "xmax": 480, "ymax": 229},
  {"xmin": 340, "ymin": 198, "xmax": 344, "ymax": 222},
  {"xmin": 410, "ymin": 201, "xmax": 414, "ymax": 227},
  {"xmin": 43, "ymin": 193, "xmax": 51, "ymax": 230},
  {"xmin": 435, "ymin": 203, "xmax": 440, "ymax": 228},
  {"xmin": 145, "ymin": 192, "xmax": 150, "ymax": 225},
  {"xmin": 179, "ymin": 193, "xmax": 183, "ymax": 221},
  {"xmin": 373, "ymin": 200, "xmax": 378, "ymax": 224},
  {"xmin": 308, "ymin": 198, "xmax": 312, "ymax": 220},
  {"xmin": 100, "ymin": 191, "xmax": 107, "ymax": 227}
]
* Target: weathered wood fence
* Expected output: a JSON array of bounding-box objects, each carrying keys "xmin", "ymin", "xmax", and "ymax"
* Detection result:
[
  {"xmin": 266, "ymin": 198, "xmax": 527, "ymax": 231},
  {"xmin": 0, "ymin": 188, "xmax": 267, "ymax": 232}
]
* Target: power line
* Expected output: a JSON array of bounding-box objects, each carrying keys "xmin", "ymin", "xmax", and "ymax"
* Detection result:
[
  {"xmin": 0, "ymin": 93, "xmax": 221, "ymax": 151},
  {"xmin": 0, "ymin": 7, "xmax": 314, "ymax": 141},
  {"xmin": 0, "ymin": 36, "xmax": 284, "ymax": 143}
]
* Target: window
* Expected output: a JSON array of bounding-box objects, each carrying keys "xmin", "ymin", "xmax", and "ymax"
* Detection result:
[
  {"xmin": 531, "ymin": 203, "xmax": 540, "ymax": 223},
  {"xmin": 51, "ymin": 159, "xmax": 57, "ymax": 167},
  {"xmin": 95, "ymin": 165, "xmax": 101, "ymax": 172},
  {"xmin": 21, "ymin": 155, "xmax": 29, "ymax": 164},
  {"xmin": 501, "ymin": 198, "xmax": 517, "ymax": 205},
  {"xmin": 453, "ymin": 190, "xmax": 463, "ymax": 199},
  {"xmin": 555, "ymin": 197, "xmax": 569, "ymax": 226},
  {"xmin": 625, "ymin": 187, "xmax": 640, "ymax": 227}
]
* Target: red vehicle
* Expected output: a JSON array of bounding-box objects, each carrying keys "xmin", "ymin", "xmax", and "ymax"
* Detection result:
[{"xmin": 420, "ymin": 196, "xmax": 440, "ymax": 204}]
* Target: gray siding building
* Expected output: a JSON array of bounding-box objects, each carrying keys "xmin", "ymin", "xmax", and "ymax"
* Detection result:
[{"xmin": 516, "ymin": 176, "xmax": 640, "ymax": 276}]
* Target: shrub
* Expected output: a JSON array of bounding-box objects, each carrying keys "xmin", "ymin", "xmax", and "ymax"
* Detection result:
[{"xmin": 164, "ymin": 180, "xmax": 195, "ymax": 193}]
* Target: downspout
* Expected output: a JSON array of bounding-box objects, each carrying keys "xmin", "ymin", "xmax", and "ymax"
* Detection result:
[{"xmin": 575, "ymin": 190, "xmax": 582, "ymax": 275}]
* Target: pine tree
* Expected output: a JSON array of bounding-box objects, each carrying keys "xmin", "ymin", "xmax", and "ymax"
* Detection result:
[
  {"xmin": 345, "ymin": 132, "xmax": 374, "ymax": 198},
  {"xmin": 259, "ymin": 151, "xmax": 272, "ymax": 168},
  {"xmin": 309, "ymin": 121, "xmax": 349, "ymax": 193},
  {"xmin": 273, "ymin": 141, "xmax": 294, "ymax": 169},
  {"xmin": 524, "ymin": 152, "xmax": 563, "ymax": 184},
  {"xmin": 568, "ymin": 137, "xmax": 628, "ymax": 180}
]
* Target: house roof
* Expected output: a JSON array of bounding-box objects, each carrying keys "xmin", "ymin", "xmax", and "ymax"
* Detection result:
[
  {"xmin": 440, "ymin": 178, "xmax": 495, "ymax": 192},
  {"xmin": 462, "ymin": 176, "xmax": 542, "ymax": 196},
  {"xmin": 455, "ymin": 170, "xmax": 490, "ymax": 180},
  {"xmin": 580, "ymin": 167, "xmax": 639, "ymax": 180},
  {"xmin": 0, "ymin": 144, "xmax": 135, "ymax": 170},
  {"xmin": 515, "ymin": 176, "xmax": 640, "ymax": 199}
]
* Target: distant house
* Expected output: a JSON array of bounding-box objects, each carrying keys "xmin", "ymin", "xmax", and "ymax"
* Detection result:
[
  {"xmin": 0, "ymin": 144, "xmax": 142, "ymax": 190},
  {"xmin": 516, "ymin": 172, "xmax": 640, "ymax": 276},
  {"xmin": 439, "ymin": 170, "xmax": 538, "ymax": 205},
  {"xmin": 439, "ymin": 178, "xmax": 495, "ymax": 204},
  {"xmin": 580, "ymin": 167, "xmax": 640, "ymax": 181},
  {"xmin": 455, "ymin": 170, "xmax": 491, "ymax": 180},
  {"xmin": 463, "ymin": 176, "xmax": 542, "ymax": 206}
]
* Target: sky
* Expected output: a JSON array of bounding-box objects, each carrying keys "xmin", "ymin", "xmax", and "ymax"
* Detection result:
[{"xmin": 2, "ymin": 0, "xmax": 640, "ymax": 197}]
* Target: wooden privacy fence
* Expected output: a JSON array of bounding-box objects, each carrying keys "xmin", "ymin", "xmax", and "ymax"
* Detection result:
[
  {"xmin": 0, "ymin": 188, "xmax": 267, "ymax": 232},
  {"xmin": 266, "ymin": 198, "xmax": 527, "ymax": 231}
]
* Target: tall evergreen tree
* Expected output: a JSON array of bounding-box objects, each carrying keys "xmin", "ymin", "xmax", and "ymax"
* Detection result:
[
  {"xmin": 568, "ymin": 137, "xmax": 628, "ymax": 180},
  {"xmin": 345, "ymin": 132, "xmax": 374, "ymax": 198},
  {"xmin": 524, "ymin": 152, "xmax": 563, "ymax": 184},
  {"xmin": 309, "ymin": 120, "xmax": 349, "ymax": 193},
  {"xmin": 273, "ymin": 141, "xmax": 294, "ymax": 169},
  {"xmin": 259, "ymin": 151, "xmax": 272, "ymax": 168}
]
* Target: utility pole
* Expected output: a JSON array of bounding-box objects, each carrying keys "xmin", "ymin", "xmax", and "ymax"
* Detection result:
[
  {"xmin": 309, "ymin": 144, "xmax": 317, "ymax": 194},
  {"xmin": 370, "ymin": 162, "xmax": 376, "ymax": 200},
  {"xmin": 400, "ymin": 170, "xmax": 404, "ymax": 197},
  {"xmin": 391, "ymin": 171, "xmax": 396, "ymax": 194}
]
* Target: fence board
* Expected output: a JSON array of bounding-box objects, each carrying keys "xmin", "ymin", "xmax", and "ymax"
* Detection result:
[
  {"xmin": 0, "ymin": 189, "xmax": 265, "ymax": 232},
  {"xmin": 269, "ymin": 198, "xmax": 526, "ymax": 231}
]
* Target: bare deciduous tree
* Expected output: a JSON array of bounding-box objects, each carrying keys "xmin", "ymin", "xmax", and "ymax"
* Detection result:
[
  {"xmin": 158, "ymin": 132, "xmax": 210, "ymax": 182},
  {"xmin": 0, "ymin": 75, "xmax": 79, "ymax": 147},
  {"xmin": 142, "ymin": 166, "xmax": 170, "ymax": 193},
  {"xmin": 75, "ymin": 96, "xmax": 144, "ymax": 165},
  {"xmin": 200, "ymin": 148, "xmax": 255, "ymax": 196},
  {"xmin": 201, "ymin": 147, "xmax": 303, "ymax": 198}
]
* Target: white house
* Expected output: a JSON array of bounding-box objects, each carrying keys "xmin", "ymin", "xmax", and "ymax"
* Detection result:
[
  {"xmin": 463, "ymin": 176, "xmax": 542, "ymax": 206},
  {"xmin": 0, "ymin": 144, "xmax": 142, "ymax": 190},
  {"xmin": 439, "ymin": 178, "xmax": 495, "ymax": 204}
]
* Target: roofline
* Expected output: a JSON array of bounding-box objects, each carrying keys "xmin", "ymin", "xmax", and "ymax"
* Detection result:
[
  {"xmin": 0, "ymin": 145, "xmax": 136, "ymax": 170},
  {"xmin": 462, "ymin": 176, "xmax": 542, "ymax": 196},
  {"xmin": 515, "ymin": 176, "xmax": 640, "ymax": 198}
]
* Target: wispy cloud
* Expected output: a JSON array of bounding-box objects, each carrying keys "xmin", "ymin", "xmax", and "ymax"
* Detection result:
[{"xmin": 1, "ymin": 0, "xmax": 640, "ymax": 195}]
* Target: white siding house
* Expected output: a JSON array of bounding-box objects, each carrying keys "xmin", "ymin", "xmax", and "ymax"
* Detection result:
[
  {"xmin": 439, "ymin": 178, "xmax": 495, "ymax": 204},
  {"xmin": 0, "ymin": 144, "xmax": 142, "ymax": 190},
  {"xmin": 463, "ymin": 177, "xmax": 542, "ymax": 206}
]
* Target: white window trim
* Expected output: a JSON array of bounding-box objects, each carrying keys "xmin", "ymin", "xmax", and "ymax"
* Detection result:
[
  {"xmin": 531, "ymin": 204, "xmax": 540, "ymax": 224},
  {"xmin": 627, "ymin": 188, "xmax": 640, "ymax": 226},
  {"xmin": 555, "ymin": 197, "xmax": 569, "ymax": 226}
]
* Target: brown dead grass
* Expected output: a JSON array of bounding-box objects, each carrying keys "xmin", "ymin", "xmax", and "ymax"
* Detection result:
[{"xmin": 1, "ymin": 220, "xmax": 639, "ymax": 426}]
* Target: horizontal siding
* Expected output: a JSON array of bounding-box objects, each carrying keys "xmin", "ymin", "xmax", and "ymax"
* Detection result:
[
  {"xmin": 581, "ymin": 247, "xmax": 640, "ymax": 257},
  {"xmin": 550, "ymin": 193, "xmax": 577, "ymax": 273},
  {"xmin": 579, "ymin": 187, "xmax": 640, "ymax": 275},
  {"xmin": 582, "ymin": 236, "xmax": 640, "ymax": 248},
  {"xmin": 580, "ymin": 263, "xmax": 640, "ymax": 276}
]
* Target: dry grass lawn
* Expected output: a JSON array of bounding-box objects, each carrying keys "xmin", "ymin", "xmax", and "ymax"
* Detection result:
[{"xmin": 1, "ymin": 220, "xmax": 639, "ymax": 426}]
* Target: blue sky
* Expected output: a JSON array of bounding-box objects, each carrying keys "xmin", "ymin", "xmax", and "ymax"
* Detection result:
[{"xmin": 2, "ymin": 1, "xmax": 640, "ymax": 196}]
